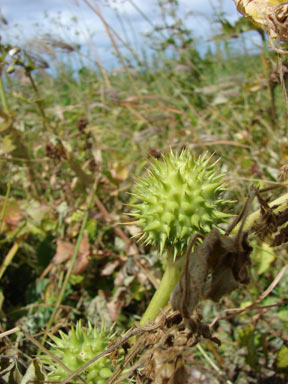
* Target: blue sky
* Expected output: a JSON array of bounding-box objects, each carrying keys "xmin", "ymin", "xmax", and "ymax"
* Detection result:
[{"xmin": 1, "ymin": 0, "xmax": 245, "ymax": 70}]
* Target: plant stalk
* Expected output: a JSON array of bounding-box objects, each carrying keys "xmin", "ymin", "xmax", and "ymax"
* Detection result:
[
  {"xmin": 140, "ymin": 251, "xmax": 183, "ymax": 325},
  {"xmin": 0, "ymin": 74, "xmax": 9, "ymax": 114},
  {"xmin": 0, "ymin": 237, "xmax": 22, "ymax": 281},
  {"xmin": 0, "ymin": 182, "xmax": 11, "ymax": 234}
]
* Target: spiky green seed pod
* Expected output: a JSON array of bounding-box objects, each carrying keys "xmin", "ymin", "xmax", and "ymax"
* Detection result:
[
  {"xmin": 41, "ymin": 322, "xmax": 117, "ymax": 384},
  {"xmin": 130, "ymin": 150, "xmax": 230, "ymax": 257}
]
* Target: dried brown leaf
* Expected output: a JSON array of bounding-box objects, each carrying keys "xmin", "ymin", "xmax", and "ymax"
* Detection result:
[
  {"xmin": 0, "ymin": 199, "xmax": 24, "ymax": 233},
  {"xmin": 101, "ymin": 260, "xmax": 120, "ymax": 276},
  {"xmin": 171, "ymin": 229, "xmax": 252, "ymax": 318},
  {"xmin": 107, "ymin": 287, "xmax": 127, "ymax": 322},
  {"xmin": 52, "ymin": 231, "xmax": 90, "ymax": 274},
  {"xmin": 53, "ymin": 240, "xmax": 74, "ymax": 265}
]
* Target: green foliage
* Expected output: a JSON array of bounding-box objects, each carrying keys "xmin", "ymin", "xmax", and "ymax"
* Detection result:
[
  {"xmin": 0, "ymin": 3, "xmax": 287, "ymax": 383},
  {"xmin": 237, "ymin": 324, "xmax": 259, "ymax": 370},
  {"xmin": 251, "ymin": 242, "xmax": 276, "ymax": 275},
  {"xmin": 276, "ymin": 345, "xmax": 288, "ymax": 372},
  {"xmin": 214, "ymin": 16, "xmax": 265, "ymax": 42}
]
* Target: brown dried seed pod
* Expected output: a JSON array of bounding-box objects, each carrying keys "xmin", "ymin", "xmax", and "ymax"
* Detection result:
[{"xmin": 234, "ymin": 0, "xmax": 288, "ymax": 46}]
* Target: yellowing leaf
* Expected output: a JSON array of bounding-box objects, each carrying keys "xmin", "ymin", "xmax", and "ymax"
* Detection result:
[
  {"xmin": 0, "ymin": 120, "xmax": 10, "ymax": 132},
  {"xmin": 111, "ymin": 161, "xmax": 129, "ymax": 182},
  {"xmin": 1, "ymin": 135, "xmax": 16, "ymax": 154},
  {"xmin": 240, "ymin": 300, "xmax": 252, "ymax": 309},
  {"xmin": 0, "ymin": 198, "xmax": 24, "ymax": 233}
]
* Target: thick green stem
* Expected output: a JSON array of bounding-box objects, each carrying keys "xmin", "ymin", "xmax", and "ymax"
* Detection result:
[{"xmin": 140, "ymin": 253, "xmax": 183, "ymax": 325}]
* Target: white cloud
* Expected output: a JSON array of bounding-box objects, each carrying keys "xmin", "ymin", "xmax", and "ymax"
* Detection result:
[
  {"xmin": 1, "ymin": 0, "xmax": 241, "ymax": 43},
  {"xmin": 103, "ymin": 0, "xmax": 153, "ymax": 15},
  {"xmin": 1, "ymin": 0, "xmax": 245, "ymax": 69}
]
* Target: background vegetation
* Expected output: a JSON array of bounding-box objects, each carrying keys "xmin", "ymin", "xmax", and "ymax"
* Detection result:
[{"xmin": 0, "ymin": 0, "xmax": 287, "ymax": 383}]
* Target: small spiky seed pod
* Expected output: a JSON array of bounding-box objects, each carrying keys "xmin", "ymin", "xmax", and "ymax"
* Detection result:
[
  {"xmin": 41, "ymin": 322, "xmax": 115, "ymax": 384},
  {"xmin": 130, "ymin": 150, "xmax": 230, "ymax": 257}
]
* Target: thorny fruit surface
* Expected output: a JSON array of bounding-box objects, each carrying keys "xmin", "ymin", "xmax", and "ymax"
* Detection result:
[{"xmin": 130, "ymin": 150, "xmax": 230, "ymax": 259}]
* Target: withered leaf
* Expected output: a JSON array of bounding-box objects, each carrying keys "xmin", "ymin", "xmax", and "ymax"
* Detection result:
[
  {"xmin": 53, "ymin": 239, "xmax": 74, "ymax": 265},
  {"xmin": 0, "ymin": 198, "xmax": 24, "ymax": 233},
  {"xmin": 51, "ymin": 231, "xmax": 90, "ymax": 274},
  {"xmin": 171, "ymin": 228, "xmax": 252, "ymax": 318},
  {"xmin": 151, "ymin": 349, "xmax": 188, "ymax": 384},
  {"xmin": 273, "ymin": 225, "xmax": 288, "ymax": 246},
  {"xmin": 171, "ymin": 234, "xmax": 207, "ymax": 318},
  {"xmin": 107, "ymin": 287, "xmax": 128, "ymax": 322}
]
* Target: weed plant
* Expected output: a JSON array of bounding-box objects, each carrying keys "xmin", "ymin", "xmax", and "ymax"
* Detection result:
[{"xmin": 0, "ymin": 1, "xmax": 287, "ymax": 383}]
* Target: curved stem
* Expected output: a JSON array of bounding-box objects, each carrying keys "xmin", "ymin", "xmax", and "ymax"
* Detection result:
[{"xmin": 140, "ymin": 252, "xmax": 183, "ymax": 325}]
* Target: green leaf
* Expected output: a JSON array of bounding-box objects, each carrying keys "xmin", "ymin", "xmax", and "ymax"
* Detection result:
[
  {"xmin": 238, "ymin": 324, "xmax": 254, "ymax": 346},
  {"xmin": 3, "ymin": 359, "xmax": 23, "ymax": 384},
  {"xmin": 278, "ymin": 310, "xmax": 288, "ymax": 322},
  {"xmin": 86, "ymin": 219, "xmax": 97, "ymax": 241},
  {"xmin": 237, "ymin": 325, "xmax": 259, "ymax": 369},
  {"xmin": 7, "ymin": 369, "xmax": 23, "ymax": 384},
  {"xmin": 25, "ymin": 201, "xmax": 50, "ymax": 226},
  {"xmin": 70, "ymin": 274, "xmax": 84, "ymax": 285},
  {"xmin": 21, "ymin": 359, "xmax": 46, "ymax": 384},
  {"xmin": 276, "ymin": 345, "xmax": 288, "ymax": 372},
  {"xmin": 251, "ymin": 242, "xmax": 276, "ymax": 275}
]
